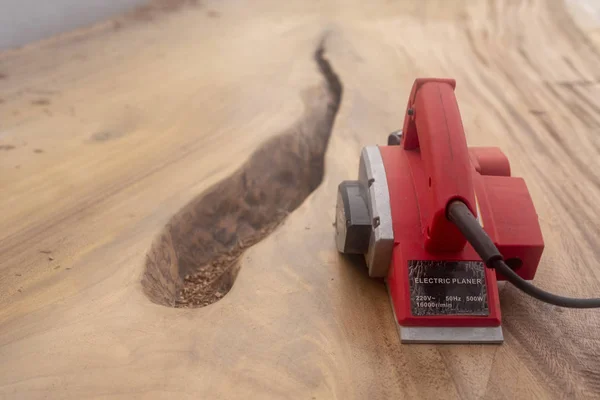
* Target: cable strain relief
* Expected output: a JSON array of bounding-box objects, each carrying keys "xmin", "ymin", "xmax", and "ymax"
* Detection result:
[{"xmin": 484, "ymin": 254, "xmax": 503, "ymax": 269}]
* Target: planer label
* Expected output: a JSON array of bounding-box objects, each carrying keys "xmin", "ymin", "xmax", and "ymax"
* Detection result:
[{"xmin": 408, "ymin": 260, "xmax": 489, "ymax": 316}]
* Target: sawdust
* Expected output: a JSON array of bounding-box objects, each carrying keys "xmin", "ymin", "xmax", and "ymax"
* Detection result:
[{"xmin": 173, "ymin": 214, "xmax": 287, "ymax": 307}]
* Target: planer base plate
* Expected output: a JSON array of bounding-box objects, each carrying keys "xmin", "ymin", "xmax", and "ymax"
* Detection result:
[{"xmin": 399, "ymin": 326, "xmax": 504, "ymax": 344}]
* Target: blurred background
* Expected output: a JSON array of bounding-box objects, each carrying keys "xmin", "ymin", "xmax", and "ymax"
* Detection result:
[
  {"xmin": 1, "ymin": 0, "xmax": 599, "ymax": 51},
  {"xmin": 0, "ymin": 0, "xmax": 145, "ymax": 50}
]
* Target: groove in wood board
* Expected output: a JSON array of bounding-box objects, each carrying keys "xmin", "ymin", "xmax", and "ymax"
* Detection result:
[{"xmin": 143, "ymin": 40, "xmax": 342, "ymax": 307}]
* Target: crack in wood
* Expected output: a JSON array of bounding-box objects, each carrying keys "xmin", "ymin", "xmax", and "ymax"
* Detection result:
[{"xmin": 142, "ymin": 39, "xmax": 343, "ymax": 307}]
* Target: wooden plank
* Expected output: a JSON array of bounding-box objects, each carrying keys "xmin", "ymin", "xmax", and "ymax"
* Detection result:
[{"xmin": 1, "ymin": 0, "xmax": 600, "ymax": 398}]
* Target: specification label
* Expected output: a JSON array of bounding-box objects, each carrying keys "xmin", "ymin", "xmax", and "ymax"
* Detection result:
[{"xmin": 408, "ymin": 260, "xmax": 489, "ymax": 316}]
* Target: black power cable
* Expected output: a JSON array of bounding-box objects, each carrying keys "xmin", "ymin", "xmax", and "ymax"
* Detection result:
[{"xmin": 447, "ymin": 200, "xmax": 600, "ymax": 308}]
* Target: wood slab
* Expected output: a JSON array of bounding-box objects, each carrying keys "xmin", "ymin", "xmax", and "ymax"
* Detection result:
[{"xmin": 1, "ymin": 0, "xmax": 600, "ymax": 398}]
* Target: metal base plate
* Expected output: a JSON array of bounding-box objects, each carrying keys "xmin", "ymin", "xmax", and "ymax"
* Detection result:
[{"xmin": 399, "ymin": 326, "xmax": 504, "ymax": 344}]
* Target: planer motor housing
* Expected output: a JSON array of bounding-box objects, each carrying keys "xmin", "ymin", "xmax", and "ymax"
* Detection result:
[{"xmin": 335, "ymin": 78, "xmax": 545, "ymax": 343}]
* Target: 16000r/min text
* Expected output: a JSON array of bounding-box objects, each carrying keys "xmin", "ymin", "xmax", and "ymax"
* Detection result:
[{"xmin": 415, "ymin": 295, "xmax": 485, "ymax": 303}]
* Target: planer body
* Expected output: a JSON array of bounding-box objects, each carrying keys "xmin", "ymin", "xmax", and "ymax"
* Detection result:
[{"xmin": 335, "ymin": 78, "xmax": 545, "ymax": 343}]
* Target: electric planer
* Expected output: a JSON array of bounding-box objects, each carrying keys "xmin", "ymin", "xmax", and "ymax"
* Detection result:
[{"xmin": 335, "ymin": 78, "xmax": 600, "ymax": 344}]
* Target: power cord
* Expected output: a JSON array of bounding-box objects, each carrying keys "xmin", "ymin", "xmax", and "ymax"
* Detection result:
[{"xmin": 447, "ymin": 200, "xmax": 600, "ymax": 308}]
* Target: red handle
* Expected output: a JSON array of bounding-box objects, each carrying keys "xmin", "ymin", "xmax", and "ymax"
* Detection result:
[{"xmin": 402, "ymin": 78, "xmax": 476, "ymax": 253}]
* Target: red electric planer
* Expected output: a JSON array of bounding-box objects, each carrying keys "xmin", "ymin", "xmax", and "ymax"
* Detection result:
[{"xmin": 335, "ymin": 78, "xmax": 599, "ymax": 344}]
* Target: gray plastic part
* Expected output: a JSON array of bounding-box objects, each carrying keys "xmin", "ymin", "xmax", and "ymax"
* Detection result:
[
  {"xmin": 358, "ymin": 146, "xmax": 394, "ymax": 278},
  {"xmin": 335, "ymin": 181, "xmax": 371, "ymax": 254},
  {"xmin": 387, "ymin": 129, "xmax": 403, "ymax": 145}
]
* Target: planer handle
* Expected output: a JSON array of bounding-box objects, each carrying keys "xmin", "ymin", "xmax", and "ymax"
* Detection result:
[{"xmin": 401, "ymin": 78, "xmax": 476, "ymax": 253}]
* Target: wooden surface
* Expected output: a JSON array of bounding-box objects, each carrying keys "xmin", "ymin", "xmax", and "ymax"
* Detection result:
[{"xmin": 1, "ymin": 0, "xmax": 600, "ymax": 398}]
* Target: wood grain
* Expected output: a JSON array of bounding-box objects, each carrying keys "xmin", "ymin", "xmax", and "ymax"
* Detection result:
[{"xmin": 1, "ymin": 0, "xmax": 600, "ymax": 399}]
